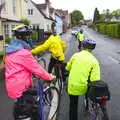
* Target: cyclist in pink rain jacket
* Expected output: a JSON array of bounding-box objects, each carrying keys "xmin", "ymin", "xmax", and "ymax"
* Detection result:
[{"xmin": 5, "ymin": 24, "xmax": 55, "ymax": 99}]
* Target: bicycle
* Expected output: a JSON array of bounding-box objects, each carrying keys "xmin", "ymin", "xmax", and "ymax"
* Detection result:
[
  {"xmin": 84, "ymin": 81, "xmax": 110, "ymax": 120},
  {"xmin": 51, "ymin": 60, "xmax": 67, "ymax": 94},
  {"xmin": 14, "ymin": 57, "xmax": 60, "ymax": 120},
  {"xmin": 33, "ymin": 55, "xmax": 60, "ymax": 120}
]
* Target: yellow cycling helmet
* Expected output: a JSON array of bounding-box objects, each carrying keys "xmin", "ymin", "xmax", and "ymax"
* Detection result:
[{"xmin": 12, "ymin": 24, "xmax": 32, "ymax": 36}]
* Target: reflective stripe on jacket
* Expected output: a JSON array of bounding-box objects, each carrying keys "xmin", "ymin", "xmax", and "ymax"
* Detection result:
[
  {"xmin": 31, "ymin": 35, "xmax": 67, "ymax": 61},
  {"xmin": 66, "ymin": 50, "xmax": 100, "ymax": 95}
]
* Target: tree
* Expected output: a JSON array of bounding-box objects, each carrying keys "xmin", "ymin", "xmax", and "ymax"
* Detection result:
[
  {"xmin": 112, "ymin": 9, "xmax": 120, "ymax": 19},
  {"xmin": 71, "ymin": 10, "xmax": 84, "ymax": 25},
  {"xmin": 105, "ymin": 9, "xmax": 112, "ymax": 21},
  {"xmin": 21, "ymin": 18, "xmax": 30, "ymax": 26},
  {"xmin": 99, "ymin": 13, "xmax": 106, "ymax": 22},
  {"xmin": 93, "ymin": 8, "xmax": 100, "ymax": 23}
]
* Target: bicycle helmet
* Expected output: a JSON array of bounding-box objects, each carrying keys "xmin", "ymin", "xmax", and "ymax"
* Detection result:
[
  {"xmin": 80, "ymin": 29, "xmax": 83, "ymax": 33},
  {"xmin": 81, "ymin": 38, "xmax": 96, "ymax": 50},
  {"xmin": 12, "ymin": 24, "xmax": 32, "ymax": 40}
]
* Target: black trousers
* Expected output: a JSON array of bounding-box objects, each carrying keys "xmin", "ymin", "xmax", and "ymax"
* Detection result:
[
  {"xmin": 69, "ymin": 95, "xmax": 79, "ymax": 120},
  {"xmin": 48, "ymin": 57, "xmax": 66, "ymax": 82},
  {"xmin": 78, "ymin": 41, "xmax": 82, "ymax": 50}
]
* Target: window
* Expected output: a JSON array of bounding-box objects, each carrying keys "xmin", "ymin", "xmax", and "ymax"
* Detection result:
[
  {"xmin": 12, "ymin": 0, "xmax": 16, "ymax": 14},
  {"xmin": 28, "ymin": 9, "xmax": 33, "ymax": 15}
]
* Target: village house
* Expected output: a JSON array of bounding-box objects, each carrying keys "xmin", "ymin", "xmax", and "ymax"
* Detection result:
[
  {"xmin": 27, "ymin": 0, "xmax": 55, "ymax": 32},
  {"xmin": 0, "ymin": 0, "xmax": 27, "ymax": 39}
]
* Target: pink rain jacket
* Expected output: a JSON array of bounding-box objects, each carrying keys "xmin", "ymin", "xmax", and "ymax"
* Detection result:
[{"xmin": 5, "ymin": 49, "xmax": 53, "ymax": 99}]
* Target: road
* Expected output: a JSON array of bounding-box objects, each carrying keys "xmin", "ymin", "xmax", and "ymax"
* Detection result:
[
  {"xmin": 0, "ymin": 26, "xmax": 120, "ymax": 120},
  {"xmin": 58, "ymin": 26, "xmax": 120, "ymax": 120}
]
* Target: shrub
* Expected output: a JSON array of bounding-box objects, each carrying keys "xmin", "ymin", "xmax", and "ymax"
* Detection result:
[
  {"xmin": 5, "ymin": 36, "xmax": 11, "ymax": 44},
  {"xmin": 95, "ymin": 22, "xmax": 120, "ymax": 39},
  {"xmin": 31, "ymin": 31, "xmax": 38, "ymax": 41}
]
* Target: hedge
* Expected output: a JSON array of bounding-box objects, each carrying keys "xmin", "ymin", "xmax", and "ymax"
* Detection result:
[
  {"xmin": 95, "ymin": 22, "xmax": 120, "ymax": 38},
  {"xmin": 31, "ymin": 30, "xmax": 38, "ymax": 41}
]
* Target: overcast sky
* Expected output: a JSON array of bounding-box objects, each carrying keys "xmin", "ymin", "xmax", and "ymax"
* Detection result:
[{"xmin": 33, "ymin": 0, "xmax": 120, "ymax": 19}]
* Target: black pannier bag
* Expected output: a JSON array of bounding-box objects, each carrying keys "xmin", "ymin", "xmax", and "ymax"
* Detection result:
[
  {"xmin": 13, "ymin": 88, "xmax": 40, "ymax": 120},
  {"xmin": 87, "ymin": 80, "xmax": 111, "ymax": 102}
]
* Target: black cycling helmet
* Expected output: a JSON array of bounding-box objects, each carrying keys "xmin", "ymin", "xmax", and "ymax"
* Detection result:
[
  {"xmin": 81, "ymin": 38, "xmax": 96, "ymax": 50},
  {"xmin": 12, "ymin": 24, "xmax": 32, "ymax": 39}
]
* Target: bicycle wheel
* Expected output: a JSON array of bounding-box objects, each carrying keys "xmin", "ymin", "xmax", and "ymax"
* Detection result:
[
  {"xmin": 86, "ymin": 99, "xmax": 104, "ymax": 120},
  {"xmin": 57, "ymin": 70, "xmax": 64, "ymax": 94},
  {"xmin": 52, "ymin": 67, "xmax": 63, "ymax": 94},
  {"xmin": 96, "ymin": 107, "xmax": 104, "ymax": 120},
  {"xmin": 37, "ymin": 57, "xmax": 46, "ymax": 69},
  {"xmin": 100, "ymin": 107, "xmax": 109, "ymax": 120},
  {"xmin": 43, "ymin": 86, "xmax": 60, "ymax": 120}
]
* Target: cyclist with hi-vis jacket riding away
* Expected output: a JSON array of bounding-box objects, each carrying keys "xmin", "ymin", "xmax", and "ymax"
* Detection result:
[
  {"xmin": 66, "ymin": 38, "xmax": 100, "ymax": 120},
  {"xmin": 5, "ymin": 24, "xmax": 55, "ymax": 119},
  {"xmin": 76, "ymin": 29, "xmax": 85, "ymax": 50},
  {"xmin": 31, "ymin": 25, "xmax": 67, "ymax": 83}
]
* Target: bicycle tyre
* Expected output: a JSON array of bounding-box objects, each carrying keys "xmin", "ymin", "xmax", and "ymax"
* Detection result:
[
  {"xmin": 43, "ymin": 86, "xmax": 60, "ymax": 120},
  {"xmin": 96, "ymin": 108, "xmax": 104, "ymax": 120},
  {"xmin": 52, "ymin": 67, "xmax": 63, "ymax": 94},
  {"xmin": 57, "ymin": 70, "xmax": 64, "ymax": 94}
]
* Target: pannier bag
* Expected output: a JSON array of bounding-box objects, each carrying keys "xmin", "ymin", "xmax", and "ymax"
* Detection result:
[
  {"xmin": 13, "ymin": 88, "xmax": 39, "ymax": 120},
  {"xmin": 87, "ymin": 80, "xmax": 110, "ymax": 102}
]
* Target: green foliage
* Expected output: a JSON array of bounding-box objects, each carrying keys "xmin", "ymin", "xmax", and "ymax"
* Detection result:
[
  {"xmin": 99, "ymin": 14, "xmax": 106, "ymax": 22},
  {"xmin": 21, "ymin": 18, "xmax": 30, "ymax": 26},
  {"xmin": 95, "ymin": 22, "xmax": 120, "ymax": 38},
  {"xmin": 71, "ymin": 10, "xmax": 84, "ymax": 25},
  {"xmin": 31, "ymin": 31, "xmax": 38, "ymax": 41},
  {"xmin": 112, "ymin": 9, "xmax": 120, "ymax": 19},
  {"xmin": 5, "ymin": 36, "xmax": 11, "ymax": 44},
  {"xmin": 0, "ymin": 51, "xmax": 4, "ymax": 62}
]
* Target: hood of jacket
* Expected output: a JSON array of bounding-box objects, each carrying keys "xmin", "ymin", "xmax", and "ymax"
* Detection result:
[{"xmin": 6, "ymin": 39, "xmax": 31, "ymax": 54}]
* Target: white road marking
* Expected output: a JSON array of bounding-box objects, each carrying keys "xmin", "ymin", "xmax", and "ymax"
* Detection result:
[{"xmin": 107, "ymin": 56, "xmax": 119, "ymax": 64}]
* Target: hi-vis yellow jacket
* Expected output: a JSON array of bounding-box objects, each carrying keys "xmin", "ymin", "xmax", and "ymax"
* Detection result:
[
  {"xmin": 31, "ymin": 35, "xmax": 67, "ymax": 61},
  {"xmin": 66, "ymin": 50, "xmax": 100, "ymax": 95},
  {"xmin": 77, "ymin": 33, "xmax": 85, "ymax": 41}
]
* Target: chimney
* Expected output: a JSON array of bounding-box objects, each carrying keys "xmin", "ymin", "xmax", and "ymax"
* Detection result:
[{"xmin": 45, "ymin": 0, "xmax": 50, "ymax": 4}]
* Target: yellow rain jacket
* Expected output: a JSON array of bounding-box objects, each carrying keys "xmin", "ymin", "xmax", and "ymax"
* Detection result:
[
  {"xmin": 77, "ymin": 33, "xmax": 85, "ymax": 41},
  {"xmin": 66, "ymin": 50, "xmax": 100, "ymax": 95},
  {"xmin": 31, "ymin": 35, "xmax": 67, "ymax": 61}
]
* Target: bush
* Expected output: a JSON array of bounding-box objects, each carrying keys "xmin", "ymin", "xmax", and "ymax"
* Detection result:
[
  {"xmin": 95, "ymin": 22, "xmax": 120, "ymax": 39},
  {"xmin": 5, "ymin": 36, "xmax": 11, "ymax": 44},
  {"xmin": 0, "ymin": 51, "xmax": 4, "ymax": 63},
  {"xmin": 31, "ymin": 31, "xmax": 38, "ymax": 41}
]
